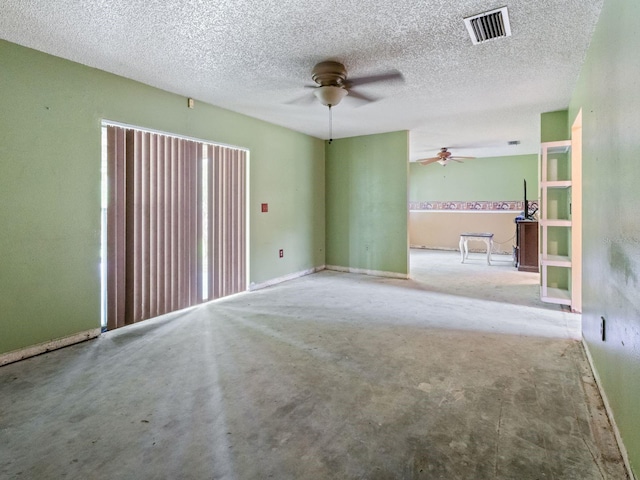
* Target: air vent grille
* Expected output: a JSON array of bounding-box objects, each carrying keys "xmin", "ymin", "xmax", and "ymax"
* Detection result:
[{"xmin": 464, "ymin": 7, "xmax": 511, "ymax": 45}]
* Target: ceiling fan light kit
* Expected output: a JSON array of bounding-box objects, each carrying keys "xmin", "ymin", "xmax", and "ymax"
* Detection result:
[{"xmin": 313, "ymin": 85, "xmax": 348, "ymax": 107}]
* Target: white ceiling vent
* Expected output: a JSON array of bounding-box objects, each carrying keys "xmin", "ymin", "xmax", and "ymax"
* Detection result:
[{"xmin": 464, "ymin": 6, "xmax": 511, "ymax": 45}]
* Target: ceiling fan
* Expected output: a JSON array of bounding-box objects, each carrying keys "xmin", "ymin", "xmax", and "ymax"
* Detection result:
[
  {"xmin": 290, "ymin": 60, "xmax": 404, "ymax": 142},
  {"xmin": 303, "ymin": 60, "xmax": 404, "ymax": 107},
  {"xmin": 417, "ymin": 148, "xmax": 476, "ymax": 166}
]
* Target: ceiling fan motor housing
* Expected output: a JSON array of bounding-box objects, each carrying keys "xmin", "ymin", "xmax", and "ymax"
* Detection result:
[{"xmin": 312, "ymin": 61, "xmax": 347, "ymax": 86}]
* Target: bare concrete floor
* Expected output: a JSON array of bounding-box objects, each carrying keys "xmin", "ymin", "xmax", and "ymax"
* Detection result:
[{"xmin": 0, "ymin": 250, "xmax": 628, "ymax": 479}]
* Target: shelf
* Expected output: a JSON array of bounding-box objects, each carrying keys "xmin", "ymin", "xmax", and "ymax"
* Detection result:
[
  {"xmin": 541, "ymin": 287, "xmax": 572, "ymax": 306},
  {"xmin": 543, "ymin": 141, "xmax": 571, "ymax": 154},
  {"xmin": 542, "ymin": 180, "xmax": 572, "ymax": 188},
  {"xmin": 541, "ymin": 255, "xmax": 571, "ymax": 267},
  {"xmin": 541, "ymin": 219, "xmax": 571, "ymax": 227}
]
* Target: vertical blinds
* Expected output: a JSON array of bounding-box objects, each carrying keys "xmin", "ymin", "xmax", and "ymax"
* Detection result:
[
  {"xmin": 207, "ymin": 144, "xmax": 247, "ymax": 300},
  {"xmin": 106, "ymin": 125, "xmax": 246, "ymax": 330}
]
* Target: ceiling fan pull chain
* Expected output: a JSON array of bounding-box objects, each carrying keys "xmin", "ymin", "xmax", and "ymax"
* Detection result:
[{"xmin": 328, "ymin": 105, "xmax": 333, "ymax": 144}]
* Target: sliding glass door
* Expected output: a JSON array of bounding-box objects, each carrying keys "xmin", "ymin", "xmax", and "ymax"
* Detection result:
[{"xmin": 103, "ymin": 123, "xmax": 247, "ymax": 330}]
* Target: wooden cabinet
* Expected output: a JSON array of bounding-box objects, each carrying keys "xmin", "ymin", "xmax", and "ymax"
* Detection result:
[{"xmin": 516, "ymin": 220, "xmax": 539, "ymax": 272}]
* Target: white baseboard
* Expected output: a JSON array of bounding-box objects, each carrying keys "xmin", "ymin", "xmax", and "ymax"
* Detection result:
[
  {"xmin": 409, "ymin": 245, "xmax": 456, "ymax": 251},
  {"xmin": 325, "ymin": 264, "xmax": 409, "ymax": 280},
  {"xmin": 249, "ymin": 266, "xmax": 325, "ymax": 291},
  {"xmin": 582, "ymin": 338, "xmax": 636, "ymax": 480},
  {"xmin": 0, "ymin": 328, "xmax": 102, "ymax": 367},
  {"xmin": 409, "ymin": 245, "xmax": 513, "ymax": 255}
]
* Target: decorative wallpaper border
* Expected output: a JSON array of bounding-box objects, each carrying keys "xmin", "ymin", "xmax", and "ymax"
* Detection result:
[{"xmin": 409, "ymin": 200, "xmax": 539, "ymax": 213}]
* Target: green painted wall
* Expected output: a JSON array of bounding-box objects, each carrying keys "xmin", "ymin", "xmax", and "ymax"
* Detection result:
[
  {"xmin": 540, "ymin": 110, "xmax": 569, "ymax": 143},
  {"xmin": 409, "ymin": 154, "xmax": 538, "ymax": 202},
  {"xmin": 568, "ymin": 0, "xmax": 640, "ymax": 474},
  {"xmin": 326, "ymin": 131, "xmax": 408, "ymax": 275},
  {"xmin": 0, "ymin": 40, "xmax": 325, "ymax": 355}
]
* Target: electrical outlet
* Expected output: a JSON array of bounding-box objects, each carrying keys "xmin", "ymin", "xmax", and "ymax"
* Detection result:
[
  {"xmin": 279, "ymin": 249, "xmax": 283, "ymax": 258},
  {"xmin": 600, "ymin": 316, "xmax": 606, "ymax": 341}
]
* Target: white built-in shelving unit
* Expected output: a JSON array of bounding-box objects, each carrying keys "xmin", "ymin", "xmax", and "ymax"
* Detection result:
[{"xmin": 540, "ymin": 140, "xmax": 573, "ymax": 306}]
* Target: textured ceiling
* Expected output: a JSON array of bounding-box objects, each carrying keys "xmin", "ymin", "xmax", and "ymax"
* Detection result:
[{"xmin": 0, "ymin": 0, "xmax": 603, "ymax": 159}]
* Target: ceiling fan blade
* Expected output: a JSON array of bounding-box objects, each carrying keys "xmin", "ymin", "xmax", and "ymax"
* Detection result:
[
  {"xmin": 346, "ymin": 89, "xmax": 378, "ymax": 103},
  {"xmin": 285, "ymin": 92, "xmax": 316, "ymax": 105},
  {"xmin": 418, "ymin": 157, "xmax": 440, "ymax": 165},
  {"xmin": 450, "ymin": 156, "xmax": 475, "ymax": 160},
  {"xmin": 345, "ymin": 70, "xmax": 404, "ymax": 88},
  {"xmin": 451, "ymin": 158, "xmax": 464, "ymax": 163}
]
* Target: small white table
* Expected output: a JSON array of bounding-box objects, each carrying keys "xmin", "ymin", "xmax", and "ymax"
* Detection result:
[{"xmin": 459, "ymin": 232, "xmax": 494, "ymax": 265}]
